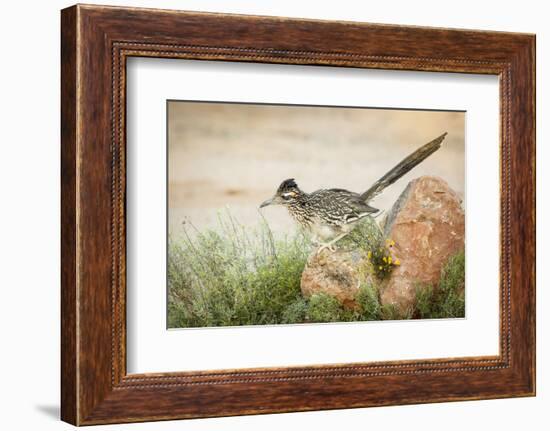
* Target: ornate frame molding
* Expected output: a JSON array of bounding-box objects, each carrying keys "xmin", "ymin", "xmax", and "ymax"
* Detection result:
[{"xmin": 61, "ymin": 5, "xmax": 535, "ymax": 425}]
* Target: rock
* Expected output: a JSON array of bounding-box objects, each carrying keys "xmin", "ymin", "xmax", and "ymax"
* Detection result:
[
  {"xmin": 301, "ymin": 248, "xmax": 376, "ymax": 310},
  {"xmin": 299, "ymin": 176, "xmax": 464, "ymax": 316},
  {"xmin": 380, "ymin": 176, "xmax": 465, "ymax": 314}
]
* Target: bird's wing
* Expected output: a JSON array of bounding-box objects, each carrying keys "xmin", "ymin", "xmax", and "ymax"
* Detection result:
[
  {"xmin": 320, "ymin": 189, "xmax": 379, "ymax": 223},
  {"xmin": 359, "ymin": 132, "xmax": 447, "ymax": 202}
]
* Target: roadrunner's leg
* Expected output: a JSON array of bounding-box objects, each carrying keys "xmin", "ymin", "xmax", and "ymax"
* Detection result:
[{"xmin": 316, "ymin": 232, "xmax": 352, "ymax": 255}]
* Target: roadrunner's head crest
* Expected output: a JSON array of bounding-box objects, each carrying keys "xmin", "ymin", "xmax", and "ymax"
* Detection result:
[
  {"xmin": 277, "ymin": 178, "xmax": 298, "ymax": 193},
  {"xmin": 260, "ymin": 178, "xmax": 302, "ymax": 208}
]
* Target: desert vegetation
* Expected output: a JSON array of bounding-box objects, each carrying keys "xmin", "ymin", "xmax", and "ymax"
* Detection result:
[{"xmin": 167, "ymin": 211, "xmax": 465, "ymax": 328}]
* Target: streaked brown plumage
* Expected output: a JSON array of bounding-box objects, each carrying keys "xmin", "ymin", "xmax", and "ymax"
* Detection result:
[{"xmin": 260, "ymin": 132, "xmax": 447, "ymax": 252}]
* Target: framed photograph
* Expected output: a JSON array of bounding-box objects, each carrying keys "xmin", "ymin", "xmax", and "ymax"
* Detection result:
[{"xmin": 61, "ymin": 4, "xmax": 535, "ymax": 425}]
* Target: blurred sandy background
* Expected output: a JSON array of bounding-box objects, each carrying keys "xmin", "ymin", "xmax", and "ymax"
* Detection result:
[{"xmin": 168, "ymin": 101, "xmax": 464, "ymax": 238}]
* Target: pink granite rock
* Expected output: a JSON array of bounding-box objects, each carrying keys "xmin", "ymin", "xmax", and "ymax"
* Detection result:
[
  {"xmin": 301, "ymin": 249, "xmax": 376, "ymax": 310},
  {"xmin": 380, "ymin": 176, "xmax": 465, "ymax": 314}
]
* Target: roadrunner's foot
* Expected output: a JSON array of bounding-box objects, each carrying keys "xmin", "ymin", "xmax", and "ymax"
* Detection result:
[
  {"xmin": 315, "ymin": 232, "xmax": 351, "ymax": 255},
  {"xmin": 316, "ymin": 243, "xmax": 337, "ymax": 255}
]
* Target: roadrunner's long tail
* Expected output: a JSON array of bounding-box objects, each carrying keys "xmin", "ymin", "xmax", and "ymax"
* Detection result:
[{"xmin": 359, "ymin": 132, "xmax": 448, "ymax": 202}]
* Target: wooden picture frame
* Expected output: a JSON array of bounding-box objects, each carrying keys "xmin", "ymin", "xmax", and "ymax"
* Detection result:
[{"xmin": 61, "ymin": 4, "xmax": 535, "ymax": 425}]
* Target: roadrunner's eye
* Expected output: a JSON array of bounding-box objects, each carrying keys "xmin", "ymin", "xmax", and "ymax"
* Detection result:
[{"xmin": 282, "ymin": 193, "xmax": 292, "ymax": 200}]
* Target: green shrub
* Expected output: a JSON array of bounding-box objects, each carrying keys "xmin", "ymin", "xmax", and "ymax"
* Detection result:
[
  {"xmin": 167, "ymin": 211, "xmax": 465, "ymax": 328},
  {"xmin": 355, "ymin": 283, "xmax": 381, "ymax": 320},
  {"xmin": 380, "ymin": 303, "xmax": 413, "ymax": 320},
  {"xmin": 167, "ymin": 211, "xmax": 310, "ymax": 328},
  {"xmin": 338, "ymin": 216, "xmax": 383, "ymax": 252},
  {"xmin": 306, "ymin": 294, "xmax": 344, "ymax": 323},
  {"xmin": 281, "ymin": 298, "xmax": 309, "ymax": 324},
  {"xmin": 415, "ymin": 251, "xmax": 465, "ymax": 319}
]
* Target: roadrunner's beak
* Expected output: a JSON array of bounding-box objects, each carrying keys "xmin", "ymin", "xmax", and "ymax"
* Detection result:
[{"xmin": 259, "ymin": 197, "xmax": 274, "ymax": 208}]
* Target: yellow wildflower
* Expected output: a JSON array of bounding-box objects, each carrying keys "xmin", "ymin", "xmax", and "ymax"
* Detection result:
[
  {"xmin": 388, "ymin": 256, "xmax": 392, "ymax": 264},
  {"xmin": 395, "ymin": 259, "xmax": 401, "ymax": 265}
]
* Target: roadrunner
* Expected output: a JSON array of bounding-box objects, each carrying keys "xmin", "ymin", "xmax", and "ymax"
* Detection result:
[{"xmin": 260, "ymin": 133, "xmax": 447, "ymax": 253}]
